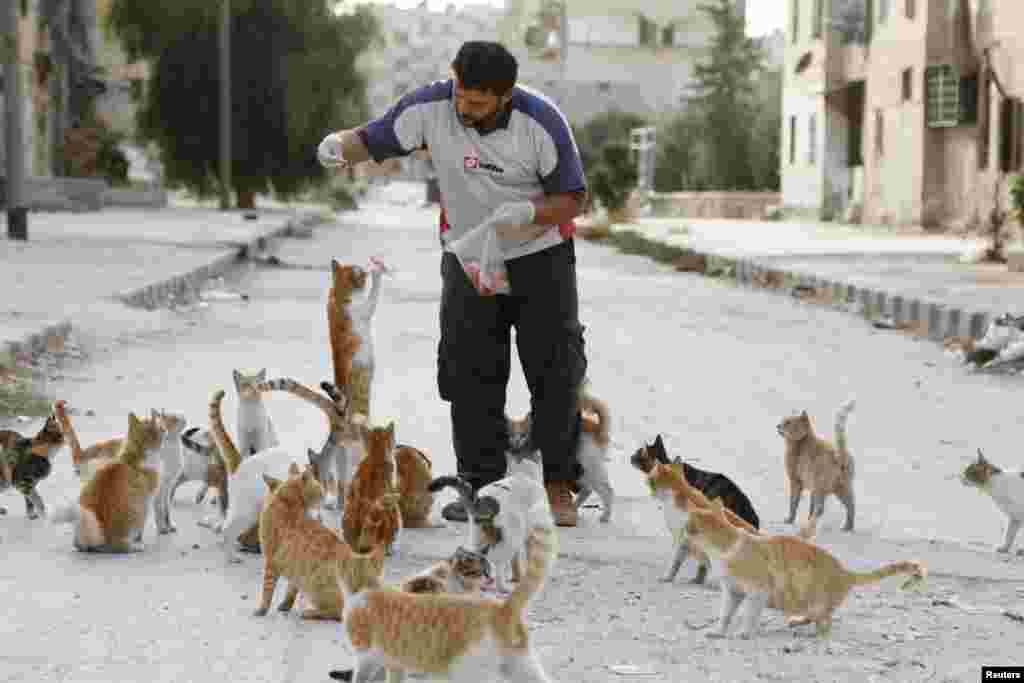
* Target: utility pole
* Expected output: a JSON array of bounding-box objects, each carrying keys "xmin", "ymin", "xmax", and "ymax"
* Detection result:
[
  {"xmin": 558, "ymin": 0, "xmax": 568, "ymax": 103},
  {"xmin": 219, "ymin": 0, "xmax": 232, "ymax": 210},
  {"xmin": 4, "ymin": 0, "xmax": 28, "ymax": 240}
]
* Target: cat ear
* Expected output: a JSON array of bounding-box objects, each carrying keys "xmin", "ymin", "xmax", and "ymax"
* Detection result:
[
  {"xmin": 263, "ymin": 474, "xmax": 282, "ymax": 493},
  {"xmin": 256, "ymin": 369, "xmax": 267, "ymax": 382},
  {"xmin": 288, "ymin": 462, "xmax": 301, "ymax": 476},
  {"xmin": 386, "ymin": 421, "xmax": 396, "ymax": 438},
  {"xmin": 977, "ymin": 449, "xmax": 988, "ymax": 464}
]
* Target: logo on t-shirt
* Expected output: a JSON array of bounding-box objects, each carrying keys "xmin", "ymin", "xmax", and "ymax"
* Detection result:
[
  {"xmin": 464, "ymin": 155, "xmax": 504, "ymax": 174},
  {"xmin": 463, "ymin": 155, "xmax": 479, "ymax": 169}
]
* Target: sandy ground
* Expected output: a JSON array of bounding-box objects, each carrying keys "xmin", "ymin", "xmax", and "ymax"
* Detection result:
[{"xmin": 2, "ymin": 185, "xmax": 1023, "ymax": 682}]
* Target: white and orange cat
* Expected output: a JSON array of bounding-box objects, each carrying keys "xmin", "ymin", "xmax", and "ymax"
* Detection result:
[
  {"xmin": 961, "ymin": 449, "xmax": 1024, "ymax": 555},
  {"xmin": 777, "ymin": 399, "xmax": 857, "ymax": 531},
  {"xmin": 686, "ymin": 498, "xmax": 926, "ymax": 639},
  {"xmin": 50, "ymin": 413, "xmax": 163, "ymax": 552},
  {"xmin": 327, "ymin": 258, "xmax": 387, "ymax": 423},
  {"xmin": 253, "ymin": 462, "xmax": 386, "ymax": 620},
  {"xmin": 337, "ymin": 524, "xmax": 558, "ymax": 683}
]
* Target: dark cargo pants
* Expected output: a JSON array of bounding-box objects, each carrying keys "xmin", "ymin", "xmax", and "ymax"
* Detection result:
[{"xmin": 437, "ymin": 238, "xmax": 586, "ymax": 491}]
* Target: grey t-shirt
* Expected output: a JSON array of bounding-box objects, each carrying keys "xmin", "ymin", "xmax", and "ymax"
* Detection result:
[{"xmin": 357, "ymin": 79, "xmax": 586, "ymax": 260}]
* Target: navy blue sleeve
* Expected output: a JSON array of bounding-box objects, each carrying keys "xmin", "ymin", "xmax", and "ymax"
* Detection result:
[
  {"xmin": 534, "ymin": 108, "xmax": 587, "ymax": 196},
  {"xmin": 358, "ymin": 81, "xmax": 451, "ymax": 163}
]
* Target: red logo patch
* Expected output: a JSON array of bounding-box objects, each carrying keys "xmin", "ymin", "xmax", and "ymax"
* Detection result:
[{"xmin": 463, "ymin": 155, "xmax": 479, "ymax": 169}]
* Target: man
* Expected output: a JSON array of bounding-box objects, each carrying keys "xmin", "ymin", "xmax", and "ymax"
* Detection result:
[{"xmin": 317, "ymin": 41, "xmax": 588, "ymax": 526}]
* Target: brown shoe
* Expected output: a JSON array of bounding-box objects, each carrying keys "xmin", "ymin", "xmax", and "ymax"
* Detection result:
[{"xmin": 545, "ymin": 481, "xmax": 578, "ymax": 527}]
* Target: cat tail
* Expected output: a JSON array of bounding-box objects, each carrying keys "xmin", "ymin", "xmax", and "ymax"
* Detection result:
[
  {"xmin": 255, "ymin": 377, "xmax": 347, "ymax": 434},
  {"xmin": 180, "ymin": 427, "xmax": 208, "ymax": 456},
  {"xmin": 502, "ymin": 525, "xmax": 558, "ymax": 614},
  {"xmin": 834, "ymin": 399, "xmax": 856, "ymax": 475},
  {"xmin": 848, "ymin": 560, "xmax": 927, "ymax": 587},
  {"xmin": 54, "ymin": 400, "xmax": 85, "ymax": 473},
  {"xmin": 48, "ymin": 499, "xmax": 80, "ymax": 525},
  {"xmin": 426, "ymin": 475, "xmax": 476, "ymax": 508},
  {"xmin": 208, "ymin": 389, "xmax": 242, "ymax": 475},
  {"xmin": 578, "ymin": 386, "xmax": 611, "ymax": 449}
]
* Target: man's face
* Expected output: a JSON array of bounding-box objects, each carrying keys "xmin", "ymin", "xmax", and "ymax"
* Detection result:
[{"xmin": 453, "ymin": 77, "xmax": 509, "ymax": 130}]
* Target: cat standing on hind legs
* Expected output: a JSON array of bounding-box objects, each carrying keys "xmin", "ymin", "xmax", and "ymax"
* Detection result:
[
  {"xmin": 961, "ymin": 449, "xmax": 1024, "ymax": 555},
  {"xmin": 778, "ymin": 399, "xmax": 856, "ymax": 531}
]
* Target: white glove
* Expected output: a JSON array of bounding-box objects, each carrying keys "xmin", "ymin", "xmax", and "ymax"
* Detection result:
[{"xmin": 317, "ymin": 132, "xmax": 348, "ymax": 169}]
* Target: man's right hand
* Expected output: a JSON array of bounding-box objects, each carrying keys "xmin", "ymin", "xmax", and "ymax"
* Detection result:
[{"xmin": 317, "ymin": 132, "xmax": 349, "ymax": 169}]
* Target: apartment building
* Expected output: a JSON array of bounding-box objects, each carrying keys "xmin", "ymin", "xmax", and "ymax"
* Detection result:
[{"xmin": 782, "ymin": 0, "xmax": 1024, "ymax": 228}]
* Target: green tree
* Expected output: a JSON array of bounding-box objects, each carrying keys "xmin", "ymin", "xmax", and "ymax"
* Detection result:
[
  {"xmin": 691, "ymin": 0, "xmax": 764, "ymax": 190},
  {"xmin": 107, "ymin": 0, "xmax": 377, "ymax": 207},
  {"xmin": 572, "ymin": 109, "xmax": 648, "ymax": 173}
]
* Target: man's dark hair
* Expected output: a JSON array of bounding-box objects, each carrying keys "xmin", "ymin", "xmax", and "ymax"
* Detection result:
[{"xmin": 451, "ymin": 41, "xmax": 518, "ymax": 96}]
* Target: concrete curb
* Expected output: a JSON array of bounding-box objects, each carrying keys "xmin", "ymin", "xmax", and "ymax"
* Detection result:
[
  {"xmin": 3, "ymin": 210, "xmax": 332, "ymax": 361},
  {"xmin": 605, "ymin": 224, "xmax": 1000, "ymax": 345},
  {"xmin": 117, "ymin": 210, "xmax": 330, "ymax": 310}
]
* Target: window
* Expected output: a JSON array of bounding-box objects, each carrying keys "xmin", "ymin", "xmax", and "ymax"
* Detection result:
[
  {"xmin": 790, "ymin": 115, "xmax": 797, "ymax": 164},
  {"xmin": 999, "ymin": 98, "xmax": 1023, "ymax": 173},
  {"xmin": 661, "ymin": 24, "xmax": 675, "ymax": 47},
  {"xmin": 638, "ymin": 15, "xmax": 657, "ymax": 46},
  {"xmin": 906, "ymin": 0, "xmax": 916, "ymax": 19},
  {"xmin": 980, "ymin": 73, "xmax": 990, "ymax": 169},
  {"xmin": 926, "ymin": 64, "xmax": 960, "ymax": 127},
  {"xmin": 875, "ymin": 108, "xmax": 884, "ymax": 157},
  {"xmin": 812, "ymin": 0, "xmax": 823, "ymax": 37},
  {"xmin": 791, "ymin": 0, "xmax": 799, "ymax": 43},
  {"xmin": 809, "ymin": 113, "xmax": 817, "ymax": 164},
  {"xmin": 879, "ymin": 0, "xmax": 890, "ymax": 23},
  {"xmin": 902, "ymin": 68, "xmax": 913, "ymax": 101}
]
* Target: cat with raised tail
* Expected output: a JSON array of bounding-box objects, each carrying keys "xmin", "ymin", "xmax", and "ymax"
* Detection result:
[
  {"xmin": 327, "ymin": 258, "xmax": 388, "ymax": 423},
  {"xmin": 336, "ymin": 525, "xmax": 558, "ymax": 683},
  {"xmin": 686, "ymin": 498, "xmax": 926, "ymax": 639},
  {"xmin": 49, "ymin": 413, "xmax": 163, "ymax": 553},
  {"xmin": 961, "ymin": 449, "xmax": 1024, "ymax": 555},
  {"xmin": 0, "ymin": 401, "xmax": 65, "ymax": 518},
  {"xmin": 777, "ymin": 399, "xmax": 857, "ymax": 531}
]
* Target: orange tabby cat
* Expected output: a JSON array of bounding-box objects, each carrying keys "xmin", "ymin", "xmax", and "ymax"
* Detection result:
[
  {"xmin": 57, "ymin": 401, "xmax": 165, "ymax": 479},
  {"xmin": 50, "ymin": 413, "xmax": 162, "ymax": 552},
  {"xmin": 337, "ymin": 525, "xmax": 558, "ymax": 682},
  {"xmin": 328, "ymin": 260, "xmax": 368, "ymax": 418},
  {"xmin": 686, "ymin": 498, "xmax": 926, "ymax": 639},
  {"xmin": 342, "ymin": 422, "xmax": 403, "ymax": 556},
  {"xmin": 253, "ymin": 462, "xmax": 386, "ymax": 620},
  {"xmin": 777, "ymin": 399, "xmax": 857, "ymax": 531}
]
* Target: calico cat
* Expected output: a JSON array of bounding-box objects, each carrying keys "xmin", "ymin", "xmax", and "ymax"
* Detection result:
[
  {"xmin": 206, "ymin": 388, "xmax": 336, "ymax": 563},
  {"xmin": 336, "ymin": 524, "xmax": 558, "ymax": 683},
  {"xmin": 428, "ymin": 473, "xmax": 553, "ymax": 594},
  {"xmin": 506, "ymin": 379, "xmax": 615, "ymax": 523},
  {"xmin": 778, "ymin": 399, "xmax": 856, "ymax": 531},
  {"xmin": 686, "ymin": 498, "xmax": 926, "ymax": 639},
  {"xmin": 631, "ymin": 434, "xmax": 761, "ymax": 584},
  {"xmin": 56, "ymin": 401, "xmax": 166, "ymax": 480},
  {"xmin": 50, "ymin": 412, "xmax": 163, "ymax": 552},
  {"xmin": 342, "ymin": 421, "xmax": 403, "ymax": 556},
  {"xmin": 0, "ymin": 402, "xmax": 65, "ymax": 518},
  {"xmin": 175, "ymin": 427, "xmax": 229, "ymax": 509},
  {"xmin": 961, "ymin": 449, "xmax": 1024, "ymax": 554},
  {"xmin": 233, "ymin": 368, "xmax": 278, "ymax": 459},
  {"xmin": 327, "ymin": 258, "xmax": 386, "ymax": 422},
  {"xmin": 253, "ymin": 462, "xmax": 386, "ymax": 620}
]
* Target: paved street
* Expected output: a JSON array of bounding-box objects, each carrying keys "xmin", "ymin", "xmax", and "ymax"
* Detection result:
[{"xmin": 3, "ymin": 186, "xmax": 1024, "ymax": 681}]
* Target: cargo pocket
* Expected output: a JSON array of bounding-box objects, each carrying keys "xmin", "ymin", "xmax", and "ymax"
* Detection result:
[{"xmin": 550, "ymin": 321, "xmax": 587, "ymax": 391}]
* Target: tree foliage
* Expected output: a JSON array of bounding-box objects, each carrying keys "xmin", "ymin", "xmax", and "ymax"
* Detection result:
[{"xmin": 107, "ymin": 0, "xmax": 378, "ymax": 204}]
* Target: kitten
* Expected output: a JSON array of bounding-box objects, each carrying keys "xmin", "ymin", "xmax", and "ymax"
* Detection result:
[
  {"xmin": 175, "ymin": 426, "xmax": 229, "ymax": 509},
  {"xmin": 328, "ymin": 259, "xmax": 386, "ymax": 422},
  {"xmin": 631, "ymin": 435, "xmax": 761, "ymax": 584},
  {"xmin": 399, "ymin": 546, "xmax": 491, "ymax": 596},
  {"xmin": 686, "ymin": 498, "xmax": 926, "ymax": 639},
  {"xmin": 149, "ymin": 411, "xmax": 192, "ymax": 534},
  {"xmin": 336, "ymin": 525, "xmax": 558, "ymax": 683},
  {"xmin": 342, "ymin": 421, "xmax": 403, "ymax": 556},
  {"xmin": 428, "ymin": 473, "xmax": 553, "ymax": 594},
  {"xmin": 206, "ymin": 388, "xmax": 335, "ymax": 563},
  {"xmin": 233, "ymin": 368, "xmax": 279, "ymax": 459},
  {"xmin": 777, "ymin": 399, "xmax": 857, "ymax": 531},
  {"xmin": 253, "ymin": 462, "xmax": 386, "ymax": 620},
  {"xmin": 56, "ymin": 401, "xmax": 165, "ymax": 480},
  {"xmin": 961, "ymin": 449, "xmax": 1024, "ymax": 555},
  {"xmin": 49, "ymin": 412, "xmax": 163, "ymax": 553},
  {"xmin": 0, "ymin": 402, "xmax": 65, "ymax": 518},
  {"xmin": 328, "ymin": 547, "xmax": 494, "ymax": 682},
  {"xmin": 506, "ymin": 379, "xmax": 615, "ymax": 523}
]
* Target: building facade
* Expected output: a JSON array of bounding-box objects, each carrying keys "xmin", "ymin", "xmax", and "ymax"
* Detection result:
[{"xmin": 782, "ymin": 0, "xmax": 1024, "ymax": 228}]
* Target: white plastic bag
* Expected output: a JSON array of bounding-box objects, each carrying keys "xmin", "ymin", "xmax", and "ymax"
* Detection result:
[{"xmin": 449, "ymin": 220, "xmax": 510, "ymax": 296}]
